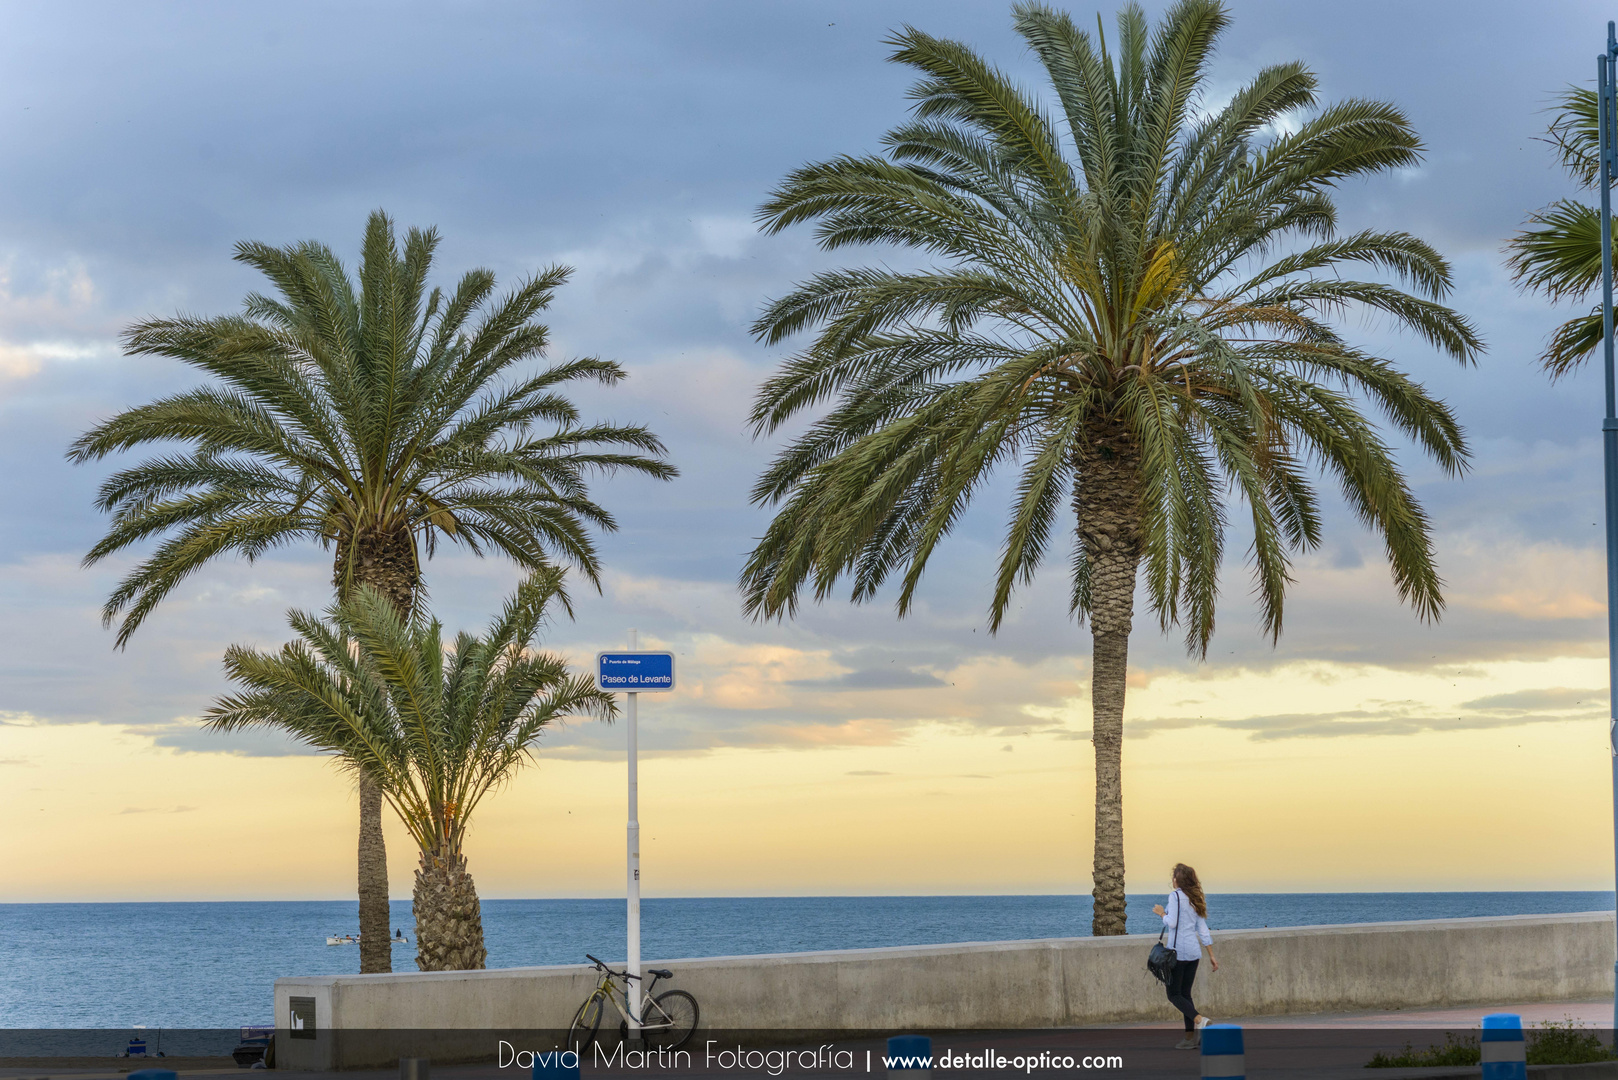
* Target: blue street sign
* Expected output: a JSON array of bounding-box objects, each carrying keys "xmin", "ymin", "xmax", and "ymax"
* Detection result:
[{"xmin": 595, "ymin": 651, "xmax": 676, "ymax": 692}]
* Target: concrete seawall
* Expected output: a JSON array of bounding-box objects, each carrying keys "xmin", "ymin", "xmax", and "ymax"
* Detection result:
[{"xmin": 274, "ymin": 911, "xmax": 1616, "ymax": 1069}]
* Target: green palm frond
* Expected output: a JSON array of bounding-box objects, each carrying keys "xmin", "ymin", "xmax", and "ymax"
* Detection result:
[
  {"xmin": 204, "ymin": 574, "xmax": 614, "ymax": 857},
  {"xmin": 1508, "ymin": 199, "xmax": 1602, "ymax": 303},
  {"xmin": 1546, "ymin": 86, "xmax": 1600, "ymax": 189},
  {"xmin": 1506, "ymin": 86, "xmax": 1616, "ymax": 376},
  {"xmin": 70, "ymin": 211, "xmax": 677, "ymax": 646},
  {"xmin": 742, "ymin": 0, "xmax": 1477, "ymax": 654}
]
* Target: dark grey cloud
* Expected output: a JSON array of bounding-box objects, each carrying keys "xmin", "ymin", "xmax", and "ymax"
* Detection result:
[{"xmin": 0, "ymin": 0, "xmax": 1611, "ymax": 758}]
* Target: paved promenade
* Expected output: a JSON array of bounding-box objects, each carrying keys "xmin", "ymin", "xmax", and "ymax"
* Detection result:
[{"xmin": 2, "ymin": 1002, "xmax": 1612, "ymax": 1079}]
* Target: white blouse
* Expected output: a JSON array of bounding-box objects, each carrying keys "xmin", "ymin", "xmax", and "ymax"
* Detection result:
[{"xmin": 1161, "ymin": 888, "xmax": 1213, "ymax": 960}]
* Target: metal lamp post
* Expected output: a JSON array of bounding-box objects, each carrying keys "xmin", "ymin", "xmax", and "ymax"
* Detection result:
[{"xmin": 1597, "ymin": 20, "xmax": 1618, "ymax": 1042}]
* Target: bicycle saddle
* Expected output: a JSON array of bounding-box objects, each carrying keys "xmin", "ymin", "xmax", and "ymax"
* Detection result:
[{"xmin": 648, "ymin": 968, "xmax": 673, "ymax": 979}]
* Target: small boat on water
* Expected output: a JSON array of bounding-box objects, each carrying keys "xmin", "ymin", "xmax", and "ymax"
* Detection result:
[{"xmin": 325, "ymin": 932, "xmax": 411, "ymax": 945}]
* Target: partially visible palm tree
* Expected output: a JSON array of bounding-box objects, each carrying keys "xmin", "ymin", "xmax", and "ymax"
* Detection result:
[
  {"xmin": 205, "ymin": 571, "xmax": 610, "ymax": 970},
  {"xmin": 742, "ymin": 0, "xmax": 1480, "ymax": 934},
  {"xmin": 70, "ymin": 211, "xmax": 675, "ymax": 971},
  {"xmin": 1506, "ymin": 87, "xmax": 1608, "ymax": 375}
]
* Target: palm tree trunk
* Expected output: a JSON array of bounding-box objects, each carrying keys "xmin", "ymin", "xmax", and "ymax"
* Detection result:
[
  {"xmin": 1087, "ymin": 580, "xmax": 1136, "ymax": 936},
  {"xmin": 338, "ymin": 524, "xmax": 422, "ymax": 976},
  {"xmin": 412, "ymin": 850, "xmax": 487, "ymax": 972},
  {"xmin": 336, "ymin": 526, "xmax": 421, "ymax": 615},
  {"xmin": 1077, "ymin": 427, "xmax": 1142, "ymax": 937},
  {"xmin": 356, "ymin": 778, "xmax": 392, "ymax": 974}
]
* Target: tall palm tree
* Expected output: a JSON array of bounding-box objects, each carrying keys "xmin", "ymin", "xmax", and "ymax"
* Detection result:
[
  {"xmin": 205, "ymin": 571, "xmax": 612, "ymax": 970},
  {"xmin": 1505, "ymin": 87, "xmax": 1607, "ymax": 374},
  {"xmin": 741, "ymin": 0, "xmax": 1480, "ymax": 934},
  {"xmin": 70, "ymin": 211, "xmax": 675, "ymax": 971}
]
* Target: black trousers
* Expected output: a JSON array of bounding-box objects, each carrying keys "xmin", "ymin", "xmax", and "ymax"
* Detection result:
[{"xmin": 1165, "ymin": 957, "xmax": 1200, "ymax": 1031}]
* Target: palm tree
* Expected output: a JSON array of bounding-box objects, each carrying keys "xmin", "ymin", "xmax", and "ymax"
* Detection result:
[
  {"xmin": 70, "ymin": 211, "xmax": 675, "ymax": 971},
  {"xmin": 740, "ymin": 0, "xmax": 1480, "ymax": 934},
  {"xmin": 205, "ymin": 571, "xmax": 611, "ymax": 970},
  {"xmin": 1505, "ymin": 87, "xmax": 1607, "ymax": 374}
]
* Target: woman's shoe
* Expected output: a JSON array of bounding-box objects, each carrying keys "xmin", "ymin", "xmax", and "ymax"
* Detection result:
[
  {"xmin": 1196, "ymin": 1015, "xmax": 1212, "ymax": 1032},
  {"xmin": 1174, "ymin": 1036, "xmax": 1198, "ymax": 1050}
]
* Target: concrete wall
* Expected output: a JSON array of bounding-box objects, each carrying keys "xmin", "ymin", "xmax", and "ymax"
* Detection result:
[{"xmin": 273, "ymin": 912, "xmax": 1617, "ymax": 1069}]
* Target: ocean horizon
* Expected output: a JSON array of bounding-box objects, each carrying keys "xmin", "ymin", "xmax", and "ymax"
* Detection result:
[{"xmin": 2, "ymin": 891, "xmax": 1612, "ymax": 1028}]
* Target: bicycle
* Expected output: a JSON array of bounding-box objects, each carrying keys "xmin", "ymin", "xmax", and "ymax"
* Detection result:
[{"xmin": 566, "ymin": 953, "xmax": 699, "ymax": 1052}]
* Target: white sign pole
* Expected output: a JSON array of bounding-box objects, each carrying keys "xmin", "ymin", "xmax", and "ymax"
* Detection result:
[{"xmin": 625, "ymin": 628, "xmax": 642, "ymax": 1043}]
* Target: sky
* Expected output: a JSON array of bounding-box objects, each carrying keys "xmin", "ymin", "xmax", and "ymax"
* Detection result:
[{"xmin": 3, "ymin": 0, "xmax": 1618, "ymax": 902}]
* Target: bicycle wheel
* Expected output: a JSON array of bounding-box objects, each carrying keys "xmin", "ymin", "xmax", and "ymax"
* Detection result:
[
  {"xmin": 566, "ymin": 992, "xmax": 605, "ymax": 1051},
  {"xmin": 642, "ymin": 990, "xmax": 699, "ymax": 1051}
]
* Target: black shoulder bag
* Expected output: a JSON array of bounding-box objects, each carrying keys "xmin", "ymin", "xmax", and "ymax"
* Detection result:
[{"xmin": 1146, "ymin": 891, "xmax": 1182, "ymax": 984}]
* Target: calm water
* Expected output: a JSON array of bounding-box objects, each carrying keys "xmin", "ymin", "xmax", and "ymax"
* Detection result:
[{"xmin": 0, "ymin": 892, "xmax": 1610, "ymax": 1027}]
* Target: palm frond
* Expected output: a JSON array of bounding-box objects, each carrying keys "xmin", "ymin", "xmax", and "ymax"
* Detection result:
[
  {"xmin": 204, "ymin": 580, "xmax": 614, "ymax": 858},
  {"xmin": 743, "ymin": 1, "xmax": 1473, "ymax": 650},
  {"xmin": 71, "ymin": 211, "xmax": 676, "ymax": 644}
]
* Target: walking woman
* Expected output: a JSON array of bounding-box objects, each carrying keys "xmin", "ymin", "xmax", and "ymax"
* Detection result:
[{"xmin": 1152, "ymin": 863, "xmax": 1217, "ymax": 1048}]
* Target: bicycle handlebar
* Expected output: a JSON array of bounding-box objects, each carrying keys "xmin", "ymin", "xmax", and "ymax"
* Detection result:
[{"xmin": 583, "ymin": 953, "xmax": 641, "ymax": 980}]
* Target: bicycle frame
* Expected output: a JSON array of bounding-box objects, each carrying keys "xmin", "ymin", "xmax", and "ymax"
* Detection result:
[{"xmin": 585, "ymin": 965, "xmax": 669, "ymax": 1028}]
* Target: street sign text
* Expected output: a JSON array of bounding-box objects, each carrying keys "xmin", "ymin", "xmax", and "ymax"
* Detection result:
[{"xmin": 595, "ymin": 651, "xmax": 675, "ymax": 692}]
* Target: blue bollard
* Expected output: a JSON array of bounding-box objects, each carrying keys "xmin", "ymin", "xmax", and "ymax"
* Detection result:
[
  {"xmin": 127, "ymin": 1071, "xmax": 177, "ymax": 1080},
  {"xmin": 531, "ymin": 1049, "xmax": 580, "ymax": 1080},
  {"xmin": 1482, "ymin": 1013, "xmax": 1527, "ymax": 1080},
  {"xmin": 886, "ymin": 1034, "xmax": 932, "ymax": 1076},
  {"xmin": 1200, "ymin": 1024, "xmax": 1245, "ymax": 1079}
]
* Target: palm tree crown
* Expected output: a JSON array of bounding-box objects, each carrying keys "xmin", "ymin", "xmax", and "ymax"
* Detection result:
[
  {"xmin": 71, "ymin": 211, "xmax": 676, "ymax": 645},
  {"xmin": 742, "ymin": 0, "xmax": 1479, "ymax": 933},
  {"xmin": 1505, "ymin": 87, "xmax": 1608, "ymax": 376},
  {"xmin": 206, "ymin": 570, "xmax": 612, "ymax": 970}
]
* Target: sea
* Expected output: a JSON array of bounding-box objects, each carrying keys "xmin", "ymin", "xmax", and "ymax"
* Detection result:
[{"xmin": 0, "ymin": 892, "xmax": 1611, "ymax": 1028}]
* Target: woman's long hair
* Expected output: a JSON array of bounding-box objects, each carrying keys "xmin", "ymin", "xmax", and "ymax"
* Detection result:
[{"xmin": 1173, "ymin": 863, "xmax": 1207, "ymax": 918}]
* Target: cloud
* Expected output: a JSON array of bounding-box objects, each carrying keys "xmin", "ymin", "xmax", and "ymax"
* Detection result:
[
  {"xmin": 790, "ymin": 668, "xmax": 947, "ymax": 691},
  {"xmin": 0, "ymin": 713, "xmax": 41, "ymax": 726},
  {"xmin": 0, "ymin": 757, "xmax": 29, "ymax": 765},
  {"xmin": 845, "ymin": 770, "xmax": 889, "ymax": 776},
  {"xmin": 1454, "ymin": 544, "xmax": 1606, "ymax": 622},
  {"xmin": 0, "ymin": 259, "xmax": 110, "ymax": 381},
  {"xmin": 0, "ymin": 258, "xmax": 95, "ymax": 321},
  {"xmin": 1461, "ymin": 687, "xmax": 1604, "ymax": 714},
  {"xmin": 559, "ymin": 714, "xmax": 921, "ymax": 757},
  {"xmin": 1128, "ymin": 703, "xmax": 1594, "ymax": 742},
  {"xmin": 119, "ymin": 805, "xmax": 197, "ymax": 815},
  {"xmin": 1, "ymin": 0, "xmax": 1615, "ymax": 782},
  {"xmin": 0, "ymin": 340, "xmax": 86, "ymax": 380},
  {"xmin": 137, "ymin": 722, "xmax": 327, "ymax": 758}
]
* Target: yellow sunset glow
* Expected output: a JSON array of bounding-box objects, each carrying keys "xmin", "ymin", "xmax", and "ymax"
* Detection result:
[{"xmin": 3, "ymin": 653, "xmax": 1611, "ymax": 901}]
